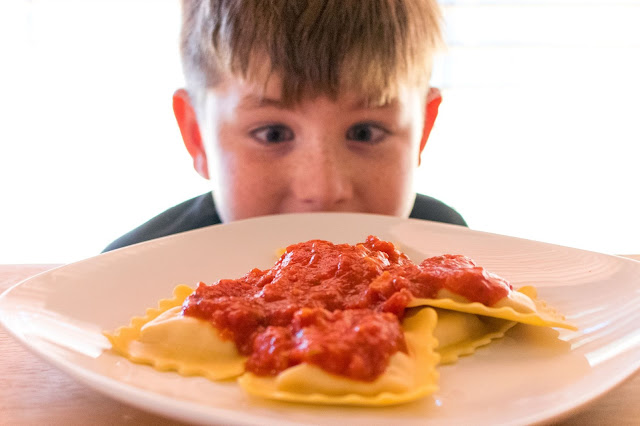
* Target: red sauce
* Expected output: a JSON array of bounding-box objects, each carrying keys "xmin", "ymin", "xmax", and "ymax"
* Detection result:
[{"xmin": 182, "ymin": 236, "xmax": 512, "ymax": 381}]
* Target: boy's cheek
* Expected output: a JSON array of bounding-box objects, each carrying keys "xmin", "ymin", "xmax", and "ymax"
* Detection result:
[
  {"xmin": 365, "ymin": 178, "xmax": 416, "ymax": 217},
  {"xmin": 209, "ymin": 156, "xmax": 287, "ymax": 222},
  {"xmin": 361, "ymin": 153, "xmax": 419, "ymax": 216}
]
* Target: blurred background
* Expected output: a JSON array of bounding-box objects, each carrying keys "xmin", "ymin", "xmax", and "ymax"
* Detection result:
[{"xmin": 1, "ymin": 0, "xmax": 639, "ymax": 263}]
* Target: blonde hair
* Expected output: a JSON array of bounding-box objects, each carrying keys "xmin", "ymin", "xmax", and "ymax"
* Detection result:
[{"xmin": 180, "ymin": 0, "xmax": 442, "ymax": 106}]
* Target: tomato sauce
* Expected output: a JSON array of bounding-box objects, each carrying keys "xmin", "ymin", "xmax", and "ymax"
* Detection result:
[{"xmin": 182, "ymin": 236, "xmax": 512, "ymax": 381}]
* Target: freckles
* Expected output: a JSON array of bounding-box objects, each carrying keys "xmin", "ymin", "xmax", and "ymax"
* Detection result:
[
  {"xmin": 357, "ymin": 148, "xmax": 416, "ymax": 214},
  {"xmin": 367, "ymin": 151, "xmax": 414, "ymax": 186},
  {"xmin": 230, "ymin": 155, "xmax": 288, "ymax": 216}
]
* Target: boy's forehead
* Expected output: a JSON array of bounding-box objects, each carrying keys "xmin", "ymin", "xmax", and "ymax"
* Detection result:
[
  {"xmin": 236, "ymin": 90, "xmax": 402, "ymax": 112},
  {"xmin": 207, "ymin": 72, "xmax": 418, "ymax": 111}
]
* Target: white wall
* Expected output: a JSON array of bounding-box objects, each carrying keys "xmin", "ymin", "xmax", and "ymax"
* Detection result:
[
  {"xmin": 1, "ymin": 0, "xmax": 209, "ymax": 263},
  {"xmin": 423, "ymin": 2, "xmax": 640, "ymax": 254},
  {"xmin": 1, "ymin": 0, "xmax": 638, "ymax": 263}
]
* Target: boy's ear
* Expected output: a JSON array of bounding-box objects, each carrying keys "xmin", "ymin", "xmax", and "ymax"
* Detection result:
[
  {"xmin": 418, "ymin": 87, "xmax": 442, "ymax": 166},
  {"xmin": 173, "ymin": 89, "xmax": 210, "ymax": 180}
]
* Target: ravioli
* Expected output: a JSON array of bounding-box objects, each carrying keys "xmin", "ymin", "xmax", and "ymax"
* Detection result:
[
  {"xmin": 430, "ymin": 308, "xmax": 516, "ymax": 364},
  {"xmin": 104, "ymin": 236, "xmax": 576, "ymax": 407},
  {"xmin": 104, "ymin": 284, "xmax": 246, "ymax": 380},
  {"xmin": 237, "ymin": 308, "xmax": 440, "ymax": 406},
  {"xmin": 408, "ymin": 285, "xmax": 577, "ymax": 331}
]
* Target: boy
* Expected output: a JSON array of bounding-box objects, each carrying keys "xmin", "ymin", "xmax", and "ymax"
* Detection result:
[{"xmin": 104, "ymin": 0, "xmax": 466, "ymax": 252}]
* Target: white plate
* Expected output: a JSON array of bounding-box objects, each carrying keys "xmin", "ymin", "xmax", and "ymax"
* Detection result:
[{"xmin": 1, "ymin": 213, "xmax": 639, "ymax": 425}]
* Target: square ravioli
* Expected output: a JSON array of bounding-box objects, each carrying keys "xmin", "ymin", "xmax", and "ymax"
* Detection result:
[{"xmin": 105, "ymin": 236, "xmax": 576, "ymax": 406}]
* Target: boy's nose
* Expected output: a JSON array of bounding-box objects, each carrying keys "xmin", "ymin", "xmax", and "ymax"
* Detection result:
[{"xmin": 290, "ymin": 145, "xmax": 353, "ymax": 211}]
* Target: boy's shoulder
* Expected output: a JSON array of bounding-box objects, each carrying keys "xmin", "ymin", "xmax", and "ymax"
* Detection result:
[
  {"xmin": 103, "ymin": 193, "xmax": 466, "ymax": 252},
  {"xmin": 411, "ymin": 193, "xmax": 467, "ymax": 227},
  {"xmin": 102, "ymin": 193, "xmax": 221, "ymax": 252}
]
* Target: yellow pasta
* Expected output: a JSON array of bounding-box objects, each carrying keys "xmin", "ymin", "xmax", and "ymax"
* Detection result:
[
  {"xmin": 237, "ymin": 308, "xmax": 440, "ymax": 406},
  {"xmin": 408, "ymin": 286, "xmax": 577, "ymax": 331},
  {"xmin": 104, "ymin": 284, "xmax": 246, "ymax": 380},
  {"xmin": 430, "ymin": 308, "xmax": 516, "ymax": 364}
]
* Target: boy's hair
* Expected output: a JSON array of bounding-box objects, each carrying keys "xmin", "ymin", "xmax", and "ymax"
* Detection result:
[{"xmin": 180, "ymin": 0, "xmax": 442, "ymax": 106}]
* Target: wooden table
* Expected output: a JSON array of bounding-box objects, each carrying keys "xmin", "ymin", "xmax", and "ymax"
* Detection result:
[{"xmin": 1, "ymin": 260, "xmax": 639, "ymax": 425}]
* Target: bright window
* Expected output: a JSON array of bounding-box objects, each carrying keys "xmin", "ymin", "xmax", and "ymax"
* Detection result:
[{"xmin": 423, "ymin": 0, "xmax": 640, "ymax": 254}]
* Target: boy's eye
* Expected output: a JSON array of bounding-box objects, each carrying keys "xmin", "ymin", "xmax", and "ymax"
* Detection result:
[
  {"xmin": 250, "ymin": 125, "xmax": 294, "ymax": 144},
  {"xmin": 346, "ymin": 123, "xmax": 388, "ymax": 144}
]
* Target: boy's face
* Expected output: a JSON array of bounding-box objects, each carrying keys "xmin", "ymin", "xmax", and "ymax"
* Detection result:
[{"xmin": 175, "ymin": 75, "xmax": 438, "ymax": 223}]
